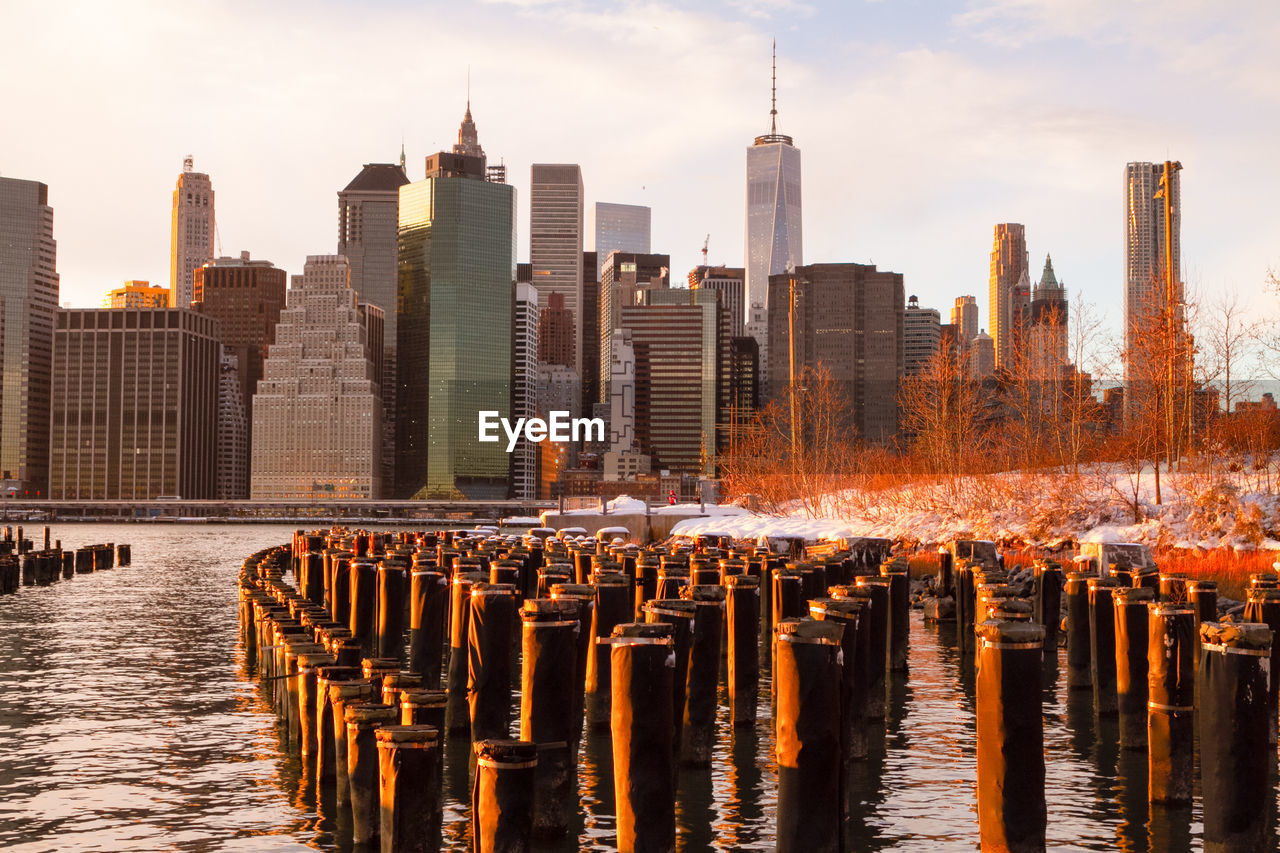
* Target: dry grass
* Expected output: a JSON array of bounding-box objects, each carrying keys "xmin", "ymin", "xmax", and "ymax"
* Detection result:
[
  {"xmin": 908, "ymin": 551, "xmax": 940, "ymax": 578},
  {"xmin": 1156, "ymin": 548, "xmax": 1278, "ymax": 600}
]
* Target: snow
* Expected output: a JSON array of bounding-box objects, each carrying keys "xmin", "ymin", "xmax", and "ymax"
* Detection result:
[
  {"xmin": 665, "ymin": 459, "xmax": 1280, "ymax": 550},
  {"xmin": 1078, "ymin": 526, "xmax": 1125, "ymax": 544},
  {"xmin": 671, "ymin": 514, "xmax": 856, "ymax": 543}
]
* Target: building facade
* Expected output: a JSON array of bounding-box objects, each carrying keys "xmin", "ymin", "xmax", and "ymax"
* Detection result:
[
  {"xmin": 594, "ymin": 202, "xmax": 651, "ymax": 280},
  {"xmin": 106, "ymin": 281, "xmax": 169, "ymax": 309},
  {"xmin": 192, "ymin": 251, "xmax": 287, "ymax": 498},
  {"xmin": 904, "ymin": 295, "xmax": 941, "ymax": 376},
  {"xmin": 989, "ymin": 223, "xmax": 1029, "ymax": 371},
  {"xmin": 969, "ymin": 330, "xmax": 996, "ymax": 379},
  {"xmin": 539, "ymin": 293, "xmax": 575, "ymax": 368},
  {"xmin": 169, "ymin": 156, "xmax": 215, "ymax": 309},
  {"xmin": 530, "ymin": 164, "xmax": 584, "ymax": 374},
  {"xmin": 690, "ymin": 265, "xmax": 746, "ymax": 338},
  {"xmin": 397, "ymin": 151, "xmax": 515, "ymax": 499},
  {"xmin": 1124, "ymin": 161, "xmax": 1182, "ymax": 380},
  {"xmin": 49, "ymin": 308, "xmax": 218, "ymax": 499},
  {"xmin": 216, "ymin": 351, "xmax": 248, "ymax": 500},
  {"xmin": 951, "ymin": 294, "xmax": 979, "ymax": 344},
  {"xmin": 338, "ymin": 161, "xmax": 409, "ymax": 492},
  {"xmin": 0, "ymin": 177, "xmax": 59, "ymax": 498},
  {"xmin": 767, "ymin": 263, "xmax": 904, "ymax": 443},
  {"xmin": 620, "ymin": 288, "xmax": 722, "ymax": 475},
  {"xmin": 598, "ymin": 252, "xmax": 670, "ymax": 405},
  {"xmin": 1029, "ymin": 254, "xmax": 1068, "ymax": 377},
  {"xmin": 512, "ymin": 281, "xmax": 540, "ymax": 500},
  {"xmin": 251, "ymin": 255, "xmax": 381, "ymax": 500}
]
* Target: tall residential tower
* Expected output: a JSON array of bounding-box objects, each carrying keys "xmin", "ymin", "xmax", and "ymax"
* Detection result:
[
  {"xmin": 1124, "ymin": 161, "xmax": 1182, "ymax": 377},
  {"xmin": 988, "ymin": 223, "xmax": 1028, "ymax": 370}
]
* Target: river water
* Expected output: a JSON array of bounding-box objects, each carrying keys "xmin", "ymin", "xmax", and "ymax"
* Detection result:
[{"xmin": 0, "ymin": 523, "xmax": 1276, "ymax": 851}]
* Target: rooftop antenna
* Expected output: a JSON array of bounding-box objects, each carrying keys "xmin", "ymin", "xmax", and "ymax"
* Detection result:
[
  {"xmin": 770, "ymin": 39, "xmax": 777, "ymax": 135},
  {"xmin": 467, "ymin": 65, "xmax": 471, "ymax": 114}
]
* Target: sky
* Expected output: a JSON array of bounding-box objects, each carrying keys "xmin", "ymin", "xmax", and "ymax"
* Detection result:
[{"xmin": 4, "ymin": 0, "xmax": 1279, "ymax": 376}]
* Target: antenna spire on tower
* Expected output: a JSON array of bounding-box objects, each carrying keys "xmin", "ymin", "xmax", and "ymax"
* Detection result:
[{"xmin": 770, "ymin": 39, "xmax": 777, "ymax": 135}]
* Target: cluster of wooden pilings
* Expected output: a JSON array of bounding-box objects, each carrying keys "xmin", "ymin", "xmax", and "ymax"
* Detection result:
[
  {"xmin": 940, "ymin": 554, "xmax": 1278, "ymax": 852},
  {"xmin": 0, "ymin": 525, "xmax": 129, "ymax": 594},
  {"xmin": 237, "ymin": 529, "xmax": 903, "ymax": 852},
  {"xmin": 239, "ymin": 529, "xmax": 1280, "ymax": 853}
]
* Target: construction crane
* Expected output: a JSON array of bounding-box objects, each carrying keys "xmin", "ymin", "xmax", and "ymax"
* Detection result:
[{"xmin": 701, "ymin": 234, "xmax": 709, "ymax": 266}]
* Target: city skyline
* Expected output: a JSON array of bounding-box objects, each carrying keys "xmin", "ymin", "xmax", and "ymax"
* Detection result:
[{"xmin": 4, "ymin": 1, "xmax": 1277, "ymax": 354}]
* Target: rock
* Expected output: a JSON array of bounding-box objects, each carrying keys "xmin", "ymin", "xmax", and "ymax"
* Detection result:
[{"xmin": 923, "ymin": 596, "xmax": 956, "ymax": 623}]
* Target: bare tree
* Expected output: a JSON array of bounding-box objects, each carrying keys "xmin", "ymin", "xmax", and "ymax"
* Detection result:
[{"xmin": 898, "ymin": 344, "xmax": 987, "ymax": 501}]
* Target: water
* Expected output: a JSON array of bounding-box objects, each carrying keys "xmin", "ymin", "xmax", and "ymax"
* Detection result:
[{"xmin": 1, "ymin": 523, "xmax": 1277, "ymax": 851}]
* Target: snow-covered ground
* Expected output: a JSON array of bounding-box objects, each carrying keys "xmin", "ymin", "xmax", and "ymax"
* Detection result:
[{"xmin": 671, "ymin": 461, "xmax": 1280, "ymax": 550}]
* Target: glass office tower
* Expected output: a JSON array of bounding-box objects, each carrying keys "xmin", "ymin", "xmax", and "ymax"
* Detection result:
[{"xmin": 396, "ymin": 153, "xmax": 516, "ymax": 499}]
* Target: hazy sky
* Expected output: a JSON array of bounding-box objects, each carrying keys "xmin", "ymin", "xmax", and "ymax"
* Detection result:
[{"xmin": 4, "ymin": 0, "xmax": 1278, "ymax": 365}]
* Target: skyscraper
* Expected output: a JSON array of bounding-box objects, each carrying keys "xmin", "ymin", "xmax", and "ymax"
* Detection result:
[
  {"xmin": 904, "ymin": 295, "xmax": 941, "ymax": 376},
  {"xmin": 170, "ymin": 156, "xmax": 215, "ymax": 309},
  {"xmin": 690, "ymin": 266, "xmax": 746, "ymax": 338},
  {"xmin": 1124, "ymin": 161, "xmax": 1182, "ymax": 376},
  {"xmin": 251, "ymin": 255, "xmax": 381, "ymax": 500},
  {"xmin": 530, "ymin": 164, "xmax": 584, "ymax": 374},
  {"xmin": 338, "ymin": 161, "xmax": 409, "ymax": 492},
  {"xmin": 745, "ymin": 43, "xmax": 802, "ymax": 377},
  {"xmin": 598, "ymin": 252, "xmax": 670, "ymax": 405},
  {"xmin": 594, "ymin": 202, "xmax": 651, "ymax": 280},
  {"xmin": 1029, "ymin": 254, "xmax": 1068, "ymax": 376},
  {"xmin": 951, "ymin": 295, "xmax": 979, "ymax": 343},
  {"xmin": 767, "ymin": 263, "xmax": 904, "ymax": 443},
  {"xmin": 512, "ymin": 282, "xmax": 540, "ymax": 501},
  {"xmin": 49, "ymin": 308, "xmax": 218, "ymax": 499},
  {"xmin": 216, "ymin": 352, "xmax": 248, "ymax": 500},
  {"xmin": 193, "ymin": 251, "xmax": 288, "ymax": 498},
  {"xmin": 620, "ymin": 288, "xmax": 723, "ymax": 475},
  {"xmin": 0, "ymin": 177, "xmax": 58, "ymax": 497},
  {"xmin": 397, "ymin": 147, "xmax": 516, "ymax": 499},
  {"xmin": 988, "ymin": 223, "xmax": 1029, "ymax": 370}
]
